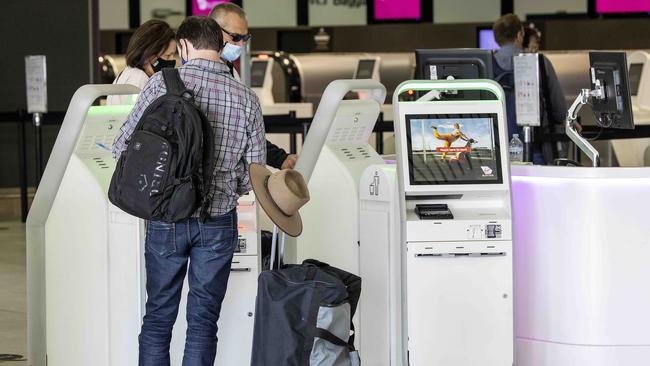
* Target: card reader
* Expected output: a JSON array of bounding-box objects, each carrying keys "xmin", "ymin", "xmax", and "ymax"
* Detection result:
[{"xmin": 415, "ymin": 204, "xmax": 454, "ymax": 220}]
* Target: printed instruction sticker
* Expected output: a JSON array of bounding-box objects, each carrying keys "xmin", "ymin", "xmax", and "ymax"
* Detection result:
[
  {"xmin": 429, "ymin": 65, "xmax": 438, "ymax": 80},
  {"xmin": 25, "ymin": 55, "xmax": 48, "ymax": 114}
]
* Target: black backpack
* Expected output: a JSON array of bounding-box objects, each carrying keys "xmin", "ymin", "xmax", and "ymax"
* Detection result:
[
  {"xmin": 493, "ymin": 57, "xmax": 518, "ymax": 139},
  {"xmin": 109, "ymin": 68, "xmax": 214, "ymax": 222}
]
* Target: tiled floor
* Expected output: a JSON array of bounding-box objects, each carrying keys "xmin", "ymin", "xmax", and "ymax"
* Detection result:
[{"xmin": 0, "ymin": 221, "xmax": 27, "ymax": 362}]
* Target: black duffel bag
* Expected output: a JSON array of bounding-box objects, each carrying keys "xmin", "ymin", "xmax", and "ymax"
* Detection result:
[{"xmin": 251, "ymin": 259, "xmax": 362, "ymax": 366}]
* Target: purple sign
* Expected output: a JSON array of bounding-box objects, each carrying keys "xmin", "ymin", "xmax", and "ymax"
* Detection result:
[
  {"xmin": 596, "ymin": 0, "xmax": 650, "ymax": 13},
  {"xmin": 374, "ymin": 0, "xmax": 421, "ymax": 20},
  {"xmin": 191, "ymin": 0, "xmax": 231, "ymax": 16}
]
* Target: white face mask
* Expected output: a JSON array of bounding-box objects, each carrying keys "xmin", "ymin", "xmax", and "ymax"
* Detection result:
[{"xmin": 222, "ymin": 42, "xmax": 243, "ymax": 62}]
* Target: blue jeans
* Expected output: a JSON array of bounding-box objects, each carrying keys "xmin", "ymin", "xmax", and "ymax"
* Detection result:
[{"xmin": 139, "ymin": 209, "xmax": 238, "ymax": 366}]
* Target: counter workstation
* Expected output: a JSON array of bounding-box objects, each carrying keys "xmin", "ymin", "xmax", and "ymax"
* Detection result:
[{"xmin": 511, "ymin": 164, "xmax": 650, "ymax": 366}]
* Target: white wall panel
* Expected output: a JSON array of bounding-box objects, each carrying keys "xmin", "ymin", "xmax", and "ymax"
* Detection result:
[{"xmin": 434, "ymin": 0, "xmax": 501, "ymax": 24}]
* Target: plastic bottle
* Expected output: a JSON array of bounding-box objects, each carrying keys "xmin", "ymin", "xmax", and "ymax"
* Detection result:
[{"xmin": 509, "ymin": 134, "xmax": 524, "ymax": 163}]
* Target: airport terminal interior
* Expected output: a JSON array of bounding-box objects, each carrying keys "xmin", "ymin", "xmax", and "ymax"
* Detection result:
[{"xmin": 3, "ymin": 0, "xmax": 650, "ymax": 365}]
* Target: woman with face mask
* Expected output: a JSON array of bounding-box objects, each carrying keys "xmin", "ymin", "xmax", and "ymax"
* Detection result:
[{"xmin": 107, "ymin": 20, "xmax": 176, "ymax": 105}]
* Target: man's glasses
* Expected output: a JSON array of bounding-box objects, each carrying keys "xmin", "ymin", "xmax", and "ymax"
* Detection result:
[{"xmin": 223, "ymin": 28, "xmax": 252, "ymax": 43}]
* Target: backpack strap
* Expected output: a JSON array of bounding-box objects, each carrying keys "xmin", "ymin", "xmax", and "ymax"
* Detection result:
[{"xmin": 162, "ymin": 68, "xmax": 194, "ymax": 99}]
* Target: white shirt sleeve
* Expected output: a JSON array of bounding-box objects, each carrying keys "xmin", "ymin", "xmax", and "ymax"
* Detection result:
[{"xmin": 106, "ymin": 66, "xmax": 149, "ymax": 105}]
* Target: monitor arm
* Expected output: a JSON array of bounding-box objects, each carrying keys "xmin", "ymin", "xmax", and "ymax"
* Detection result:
[{"xmin": 565, "ymin": 82, "xmax": 605, "ymax": 167}]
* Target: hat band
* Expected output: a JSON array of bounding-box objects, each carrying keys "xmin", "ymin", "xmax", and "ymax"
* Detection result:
[{"xmin": 264, "ymin": 176, "xmax": 292, "ymax": 217}]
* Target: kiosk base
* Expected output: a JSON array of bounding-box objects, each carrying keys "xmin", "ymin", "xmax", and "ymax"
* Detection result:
[{"xmin": 516, "ymin": 339, "xmax": 650, "ymax": 366}]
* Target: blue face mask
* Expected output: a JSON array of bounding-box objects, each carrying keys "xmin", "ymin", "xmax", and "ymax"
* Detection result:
[{"xmin": 222, "ymin": 42, "xmax": 243, "ymax": 62}]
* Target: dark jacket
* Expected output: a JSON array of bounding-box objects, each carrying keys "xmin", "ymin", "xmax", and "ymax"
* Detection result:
[{"xmin": 225, "ymin": 60, "xmax": 290, "ymax": 169}]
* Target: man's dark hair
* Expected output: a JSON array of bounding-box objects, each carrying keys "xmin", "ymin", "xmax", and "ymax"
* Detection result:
[
  {"xmin": 493, "ymin": 14, "xmax": 523, "ymax": 46},
  {"xmin": 126, "ymin": 20, "xmax": 175, "ymax": 69},
  {"xmin": 176, "ymin": 16, "xmax": 224, "ymax": 52}
]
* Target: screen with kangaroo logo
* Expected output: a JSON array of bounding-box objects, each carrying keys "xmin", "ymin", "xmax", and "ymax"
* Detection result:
[{"xmin": 405, "ymin": 113, "xmax": 502, "ymax": 185}]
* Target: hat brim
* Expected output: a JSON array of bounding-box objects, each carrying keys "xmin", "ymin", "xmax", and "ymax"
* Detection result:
[{"xmin": 249, "ymin": 164, "xmax": 303, "ymax": 237}]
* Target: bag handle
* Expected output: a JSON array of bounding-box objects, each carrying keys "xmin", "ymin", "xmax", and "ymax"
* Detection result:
[{"xmin": 162, "ymin": 68, "xmax": 194, "ymax": 100}]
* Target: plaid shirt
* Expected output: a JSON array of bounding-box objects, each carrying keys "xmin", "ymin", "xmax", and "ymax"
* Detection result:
[{"xmin": 112, "ymin": 58, "xmax": 266, "ymax": 216}]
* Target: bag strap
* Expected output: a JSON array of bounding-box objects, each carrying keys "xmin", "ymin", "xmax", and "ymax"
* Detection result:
[
  {"xmin": 162, "ymin": 68, "xmax": 193, "ymax": 99},
  {"xmin": 313, "ymin": 328, "xmax": 355, "ymax": 351},
  {"xmin": 199, "ymin": 112, "xmax": 214, "ymax": 222}
]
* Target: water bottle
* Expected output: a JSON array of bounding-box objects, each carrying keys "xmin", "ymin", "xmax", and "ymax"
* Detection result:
[{"xmin": 509, "ymin": 134, "xmax": 524, "ymax": 163}]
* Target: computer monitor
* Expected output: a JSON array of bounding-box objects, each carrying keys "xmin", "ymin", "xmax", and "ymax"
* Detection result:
[
  {"xmin": 589, "ymin": 52, "xmax": 635, "ymax": 129},
  {"xmin": 404, "ymin": 113, "xmax": 503, "ymax": 185},
  {"xmin": 629, "ymin": 62, "xmax": 643, "ymax": 96},
  {"xmin": 355, "ymin": 59, "xmax": 376, "ymax": 79},
  {"xmin": 477, "ymin": 28, "xmax": 500, "ymax": 50},
  {"xmin": 415, "ymin": 49, "xmax": 495, "ymax": 100},
  {"xmin": 250, "ymin": 60, "xmax": 268, "ymax": 88},
  {"xmin": 416, "ymin": 49, "xmax": 494, "ymax": 80}
]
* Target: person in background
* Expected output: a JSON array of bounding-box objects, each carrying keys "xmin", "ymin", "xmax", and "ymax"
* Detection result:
[
  {"xmin": 523, "ymin": 25, "xmax": 542, "ymax": 53},
  {"xmin": 112, "ymin": 16, "xmax": 265, "ymax": 365},
  {"xmin": 493, "ymin": 14, "xmax": 568, "ymax": 163},
  {"xmin": 209, "ymin": 2, "xmax": 299, "ymax": 170},
  {"xmin": 107, "ymin": 20, "xmax": 176, "ymax": 105}
]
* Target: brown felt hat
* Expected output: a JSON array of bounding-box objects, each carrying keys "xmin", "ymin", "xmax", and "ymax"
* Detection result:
[{"xmin": 249, "ymin": 164, "xmax": 310, "ymax": 237}]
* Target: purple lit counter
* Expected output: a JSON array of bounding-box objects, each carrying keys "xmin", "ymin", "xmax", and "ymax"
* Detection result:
[{"xmin": 511, "ymin": 165, "xmax": 650, "ymax": 366}]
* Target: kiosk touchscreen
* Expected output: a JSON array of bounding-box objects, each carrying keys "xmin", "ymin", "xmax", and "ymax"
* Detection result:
[
  {"xmin": 393, "ymin": 80, "xmax": 513, "ymax": 366},
  {"xmin": 405, "ymin": 114, "xmax": 502, "ymax": 185}
]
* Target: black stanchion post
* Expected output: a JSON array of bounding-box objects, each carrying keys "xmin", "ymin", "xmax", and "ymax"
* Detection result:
[
  {"xmin": 289, "ymin": 110, "xmax": 297, "ymax": 154},
  {"xmin": 522, "ymin": 125, "xmax": 533, "ymax": 163},
  {"xmin": 376, "ymin": 112, "xmax": 384, "ymax": 155},
  {"xmin": 18, "ymin": 110, "xmax": 29, "ymax": 222},
  {"xmin": 33, "ymin": 112, "xmax": 44, "ymax": 187}
]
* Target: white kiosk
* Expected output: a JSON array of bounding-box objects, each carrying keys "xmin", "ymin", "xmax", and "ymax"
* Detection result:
[
  {"xmin": 26, "ymin": 85, "xmax": 261, "ymax": 366},
  {"xmin": 392, "ymin": 80, "xmax": 514, "ymax": 366},
  {"xmin": 288, "ymin": 79, "xmax": 394, "ymax": 364}
]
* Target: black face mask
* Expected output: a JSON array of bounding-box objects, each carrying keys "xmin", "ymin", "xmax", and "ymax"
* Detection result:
[{"xmin": 151, "ymin": 58, "xmax": 176, "ymax": 73}]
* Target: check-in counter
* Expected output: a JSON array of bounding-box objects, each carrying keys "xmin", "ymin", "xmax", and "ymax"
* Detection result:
[{"xmin": 511, "ymin": 164, "xmax": 650, "ymax": 366}]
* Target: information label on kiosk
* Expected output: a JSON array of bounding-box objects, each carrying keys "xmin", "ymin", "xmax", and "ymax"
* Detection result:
[
  {"xmin": 25, "ymin": 55, "xmax": 48, "ymax": 114},
  {"xmin": 514, "ymin": 54, "xmax": 540, "ymax": 127}
]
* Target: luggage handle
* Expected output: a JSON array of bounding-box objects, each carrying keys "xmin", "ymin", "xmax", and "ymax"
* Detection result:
[{"xmin": 269, "ymin": 224, "xmax": 286, "ymax": 270}]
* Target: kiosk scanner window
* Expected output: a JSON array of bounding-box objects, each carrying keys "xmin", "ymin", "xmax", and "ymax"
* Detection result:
[
  {"xmin": 250, "ymin": 60, "xmax": 268, "ymax": 88},
  {"xmin": 355, "ymin": 59, "xmax": 376, "ymax": 79},
  {"xmin": 405, "ymin": 113, "xmax": 503, "ymax": 186},
  {"xmin": 628, "ymin": 63, "xmax": 643, "ymax": 97}
]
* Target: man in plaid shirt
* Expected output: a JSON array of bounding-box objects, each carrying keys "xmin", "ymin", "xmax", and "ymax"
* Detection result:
[{"xmin": 112, "ymin": 17, "xmax": 265, "ymax": 366}]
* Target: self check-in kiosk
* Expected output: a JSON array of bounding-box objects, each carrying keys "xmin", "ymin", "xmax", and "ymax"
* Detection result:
[
  {"xmin": 26, "ymin": 85, "xmax": 261, "ymax": 366},
  {"xmin": 393, "ymin": 80, "xmax": 514, "ymax": 366}
]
